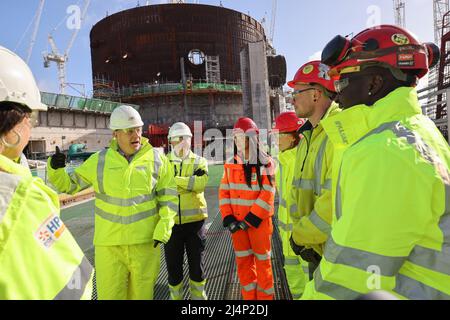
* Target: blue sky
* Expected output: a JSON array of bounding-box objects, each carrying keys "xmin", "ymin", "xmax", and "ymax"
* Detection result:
[{"xmin": 0, "ymin": 0, "xmax": 435, "ymax": 96}]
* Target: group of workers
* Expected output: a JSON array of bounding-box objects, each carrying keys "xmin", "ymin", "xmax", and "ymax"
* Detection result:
[{"xmin": 1, "ymin": 23, "xmax": 450, "ymax": 300}]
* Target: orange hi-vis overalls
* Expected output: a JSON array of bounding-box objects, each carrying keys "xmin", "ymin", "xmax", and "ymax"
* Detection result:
[{"xmin": 219, "ymin": 158, "xmax": 276, "ymax": 300}]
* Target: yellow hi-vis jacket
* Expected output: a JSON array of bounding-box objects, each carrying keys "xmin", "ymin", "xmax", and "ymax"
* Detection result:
[
  {"xmin": 47, "ymin": 137, "xmax": 178, "ymax": 246},
  {"xmin": 0, "ymin": 154, "xmax": 93, "ymax": 299},
  {"xmin": 290, "ymin": 103, "xmax": 341, "ymax": 255},
  {"xmin": 168, "ymin": 150, "xmax": 209, "ymax": 225},
  {"xmin": 302, "ymin": 87, "xmax": 450, "ymax": 300},
  {"xmin": 275, "ymin": 147, "xmax": 310, "ymax": 298}
]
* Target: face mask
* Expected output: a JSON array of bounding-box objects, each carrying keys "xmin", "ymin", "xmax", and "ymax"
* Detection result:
[{"xmin": 172, "ymin": 137, "xmax": 191, "ymax": 159}]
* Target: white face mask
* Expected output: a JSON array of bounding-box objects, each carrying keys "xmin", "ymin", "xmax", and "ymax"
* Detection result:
[{"xmin": 171, "ymin": 137, "xmax": 191, "ymax": 159}]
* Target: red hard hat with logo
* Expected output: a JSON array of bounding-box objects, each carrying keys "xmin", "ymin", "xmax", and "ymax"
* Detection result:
[
  {"xmin": 321, "ymin": 24, "xmax": 440, "ymax": 80},
  {"xmin": 234, "ymin": 117, "xmax": 259, "ymax": 135},
  {"xmin": 273, "ymin": 112, "xmax": 305, "ymax": 133},
  {"xmin": 287, "ymin": 60, "xmax": 336, "ymax": 92}
]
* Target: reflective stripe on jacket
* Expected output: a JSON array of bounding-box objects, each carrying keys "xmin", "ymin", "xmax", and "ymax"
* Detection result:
[
  {"xmin": 291, "ymin": 103, "xmax": 341, "ymax": 255},
  {"xmin": 302, "ymin": 87, "xmax": 450, "ymax": 300},
  {"xmin": 276, "ymin": 147, "xmax": 300, "ymax": 254},
  {"xmin": 47, "ymin": 137, "xmax": 178, "ymax": 246},
  {"xmin": 275, "ymin": 147, "xmax": 310, "ymax": 297},
  {"xmin": 168, "ymin": 151, "xmax": 208, "ymax": 224},
  {"xmin": 0, "ymin": 154, "xmax": 93, "ymax": 299},
  {"xmin": 219, "ymin": 156, "xmax": 275, "ymax": 222}
]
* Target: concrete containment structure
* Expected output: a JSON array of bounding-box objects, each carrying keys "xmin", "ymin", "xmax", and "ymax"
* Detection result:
[{"xmin": 89, "ymin": 3, "xmax": 268, "ymax": 131}]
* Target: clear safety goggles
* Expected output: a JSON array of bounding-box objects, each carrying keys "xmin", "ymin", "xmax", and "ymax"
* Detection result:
[
  {"xmin": 118, "ymin": 127, "xmax": 142, "ymax": 135},
  {"xmin": 290, "ymin": 87, "xmax": 317, "ymax": 101}
]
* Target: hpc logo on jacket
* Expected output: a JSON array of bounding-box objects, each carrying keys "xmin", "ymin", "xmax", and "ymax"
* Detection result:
[{"xmin": 34, "ymin": 214, "xmax": 66, "ymax": 249}]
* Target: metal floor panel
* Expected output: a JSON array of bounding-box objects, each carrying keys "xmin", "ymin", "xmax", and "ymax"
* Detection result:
[{"xmin": 62, "ymin": 188, "xmax": 291, "ymax": 300}]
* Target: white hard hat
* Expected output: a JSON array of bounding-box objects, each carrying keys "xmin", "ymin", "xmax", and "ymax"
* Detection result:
[
  {"xmin": 109, "ymin": 105, "xmax": 144, "ymax": 130},
  {"xmin": 168, "ymin": 122, "xmax": 192, "ymax": 140},
  {"xmin": 0, "ymin": 45, "xmax": 47, "ymax": 111}
]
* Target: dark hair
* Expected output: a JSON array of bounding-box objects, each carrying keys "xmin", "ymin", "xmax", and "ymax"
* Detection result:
[
  {"xmin": 288, "ymin": 131, "xmax": 301, "ymax": 147},
  {"xmin": 233, "ymin": 140, "xmax": 274, "ymax": 189},
  {"xmin": 0, "ymin": 102, "xmax": 32, "ymax": 137}
]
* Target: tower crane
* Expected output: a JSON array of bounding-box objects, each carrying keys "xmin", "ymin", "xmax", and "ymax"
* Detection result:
[
  {"xmin": 43, "ymin": 0, "xmax": 91, "ymax": 94},
  {"xmin": 393, "ymin": 0, "xmax": 406, "ymax": 27},
  {"xmin": 269, "ymin": 0, "xmax": 277, "ymax": 44},
  {"xmin": 26, "ymin": 0, "xmax": 45, "ymax": 63}
]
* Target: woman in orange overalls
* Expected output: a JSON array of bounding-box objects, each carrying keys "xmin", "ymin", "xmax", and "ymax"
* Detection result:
[{"xmin": 219, "ymin": 117, "xmax": 275, "ymax": 300}]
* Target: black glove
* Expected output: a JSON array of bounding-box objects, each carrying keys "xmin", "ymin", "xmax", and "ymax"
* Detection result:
[
  {"xmin": 223, "ymin": 215, "xmax": 238, "ymax": 228},
  {"xmin": 289, "ymin": 236, "xmax": 321, "ymax": 264},
  {"xmin": 153, "ymin": 240, "xmax": 162, "ymax": 248},
  {"xmin": 193, "ymin": 168, "xmax": 207, "ymax": 177},
  {"xmin": 228, "ymin": 221, "xmax": 241, "ymax": 234},
  {"xmin": 50, "ymin": 146, "xmax": 66, "ymax": 169},
  {"xmin": 290, "ymin": 236, "xmax": 304, "ymax": 256},
  {"xmin": 300, "ymin": 248, "xmax": 321, "ymax": 265},
  {"xmin": 244, "ymin": 212, "xmax": 262, "ymax": 228},
  {"xmin": 237, "ymin": 221, "xmax": 249, "ymax": 231}
]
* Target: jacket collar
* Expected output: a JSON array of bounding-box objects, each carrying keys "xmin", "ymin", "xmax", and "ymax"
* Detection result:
[
  {"xmin": 299, "ymin": 102, "xmax": 342, "ymax": 139},
  {"xmin": 0, "ymin": 154, "xmax": 32, "ymax": 178},
  {"xmin": 321, "ymin": 87, "xmax": 421, "ymax": 148},
  {"xmin": 278, "ymin": 146, "xmax": 297, "ymax": 166}
]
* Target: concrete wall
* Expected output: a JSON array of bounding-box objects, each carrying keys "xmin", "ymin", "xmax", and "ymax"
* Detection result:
[
  {"xmin": 29, "ymin": 110, "xmax": 113, "ymax": 157},
  {"xmin": 136, "ymin": 93, "xmax": 243, "ymax": 129},
  {"xmin": 240, "ymin": 42, "xmax": 271, "ymax": 130}
]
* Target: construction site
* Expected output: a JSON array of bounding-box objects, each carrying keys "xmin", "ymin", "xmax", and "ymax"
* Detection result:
[{"xmin": 1, "ymin": 0, "xmax": 450, "ymax": 301}]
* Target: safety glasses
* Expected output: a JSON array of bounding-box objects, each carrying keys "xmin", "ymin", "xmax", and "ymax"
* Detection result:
[
  {"xmin": 118, "ymin": 127, "xmax": 142, "ymax": 135},
  {"xmin": 291, "ymin": 87, "xmax": 317, "ymax": 99}
]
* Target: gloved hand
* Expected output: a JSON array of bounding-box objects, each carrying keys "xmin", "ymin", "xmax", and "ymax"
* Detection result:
[
  {"xmin": 50, "ymin": 146, "xmax": 66, "ymax": 169},
  {"xmin": 237, "ymin": 221, "xmax": 249, "ymax": 231},
  {"xmin": 300, "ymin": 248, "xmax": 321, "ymax": 265},
  {"xmin": 228, "ymin": 221, "xmax": 241, "ymax": 234},
  {"xmin": 289, "ymin": 236, "xmax": 321, "ymax": 264},
  {"xmin": 193, "ymin": 168, "xmax": 207, "ymax": 177},
  {"xmin": 290, "ymin": 236, "xmax": 305, "ymax": 256},
  {"xmin": 153, "ymin": 240, "xmax": 162, "ymax": 248}
]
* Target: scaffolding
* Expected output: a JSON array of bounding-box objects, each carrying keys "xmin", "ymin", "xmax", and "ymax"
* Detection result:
[
  {"xmin": 93, "ymin": 79, "xmax": 242, "ymax": 100},
  {"xmin": 205, "ymin": 55, "xmax": 221, "ymax": 84}
]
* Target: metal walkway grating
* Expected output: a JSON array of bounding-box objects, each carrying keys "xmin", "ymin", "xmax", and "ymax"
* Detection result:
[{"xmin": 64, "ymin": 191, "xmax": 291, "ymax": 300}]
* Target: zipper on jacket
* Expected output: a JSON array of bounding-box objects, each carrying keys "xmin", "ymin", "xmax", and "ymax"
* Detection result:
[
  {"xmin": 298, "ymin": 121, "xmax": 313, "ymax": 173},
  {"xmin": 300, "ymin": 129, "xmax": 312, "ymax": 173}
]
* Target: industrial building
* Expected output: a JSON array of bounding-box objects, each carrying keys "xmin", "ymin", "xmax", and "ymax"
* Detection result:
[{"xmin": 89, "ymin": 3, "xmax": 286, "ymax": 146}]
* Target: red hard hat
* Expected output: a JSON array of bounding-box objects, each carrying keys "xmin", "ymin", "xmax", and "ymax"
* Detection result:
[
  {"xmin": 233, "ymin": 117, "xmax": 259, "ymax": 135},
  {"xmin": 321, "ymin": 24, "xmax": 440, "ymax": 80},
  {"xmin": 288, "ymin": 60, "xmax": 336, "ymax": 92},
  {"xmin": 273, "ymin": 111, "xmax": 305, "ymax": 133}
]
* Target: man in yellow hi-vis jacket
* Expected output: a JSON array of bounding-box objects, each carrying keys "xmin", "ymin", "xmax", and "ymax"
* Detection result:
[
  {"xmin": 287, "ymin": 61, "xmax": 341, "ymax": 277},
  {"xmin": 302, "ymin": 24, "xmax": 450, "ymax": 300},
  {"xmin": 165, "ymin": 122, "xmax": 209, "ymax": 300},
  {"xmin": 48, "ymin": 105, "xmax": 178, "ymax": 300}
]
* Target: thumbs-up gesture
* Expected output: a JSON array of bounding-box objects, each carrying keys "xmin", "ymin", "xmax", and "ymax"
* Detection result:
[{"xmin": 50, "ymin": 146, "xmax": 66, "ymax": 169}]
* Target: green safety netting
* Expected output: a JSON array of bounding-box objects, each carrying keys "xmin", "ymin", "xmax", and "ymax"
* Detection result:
[
  {"xmin": 41, "ymin": 92, "xmax": 139, "ymax": 113},
  {"xmin": 118, "ymin": 82, "xmax": 242, "ymax": 98}
]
